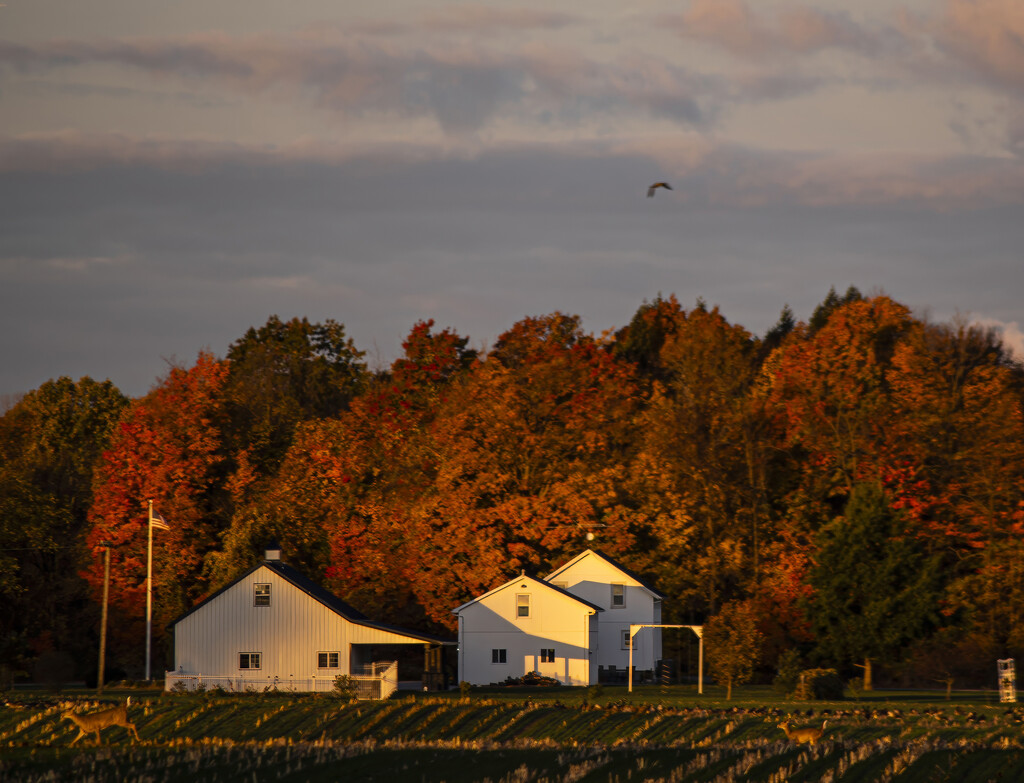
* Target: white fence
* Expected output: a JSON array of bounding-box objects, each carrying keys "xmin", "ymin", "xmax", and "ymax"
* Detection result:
[
  {"xmin": 353, "ymin": 661, "xmax": 399, "ymax": 701},
  {"xmin": 999, "ymin": 658, "xmax": 1017, "ymax": 703},
  {"xmin": 165, "ymin": 660, "xmax": 399, "ymax": 701}
]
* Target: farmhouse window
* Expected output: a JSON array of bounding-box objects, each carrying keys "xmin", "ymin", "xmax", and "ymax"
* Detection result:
[
  {"xmin": 516, "ymin": 593, "xmax": 530, "ymax": 618},
  {"xmin": 318, "ymin": 652, "xmax": 340, "ymax": 668},
  {"xmin": 611, "ymin": 584, "xmax": 625, "ymax": 608},
  {"xmin": 239, "ymin": 652, "xmax": 261, "ymax": 669},
  {"xmin": 622, "ymin": 630, "xmax": 632, "ymax": 650},
  {"xmin": 540, "ymin": 648, "xmax": 555, "ymax": 663},
  {"xmin": 254, "ymin": 583, "xmax": 271, "ymax": 607},
  {"xmin": 491, "ymin": 649, "xmax": 507, "ymax": 664}
]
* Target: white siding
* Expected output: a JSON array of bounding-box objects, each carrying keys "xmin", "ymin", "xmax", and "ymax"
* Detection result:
[
  {"xmin": 456, "ymin": 575, "xmax": 597, "ymax": 687},
  {"xmin": 546, "ymin": 552, "xmax": 662, "ymax": 671},
  {"xmin": 172, "ymin": 565, "xmax": 433, "ymax": 690}
]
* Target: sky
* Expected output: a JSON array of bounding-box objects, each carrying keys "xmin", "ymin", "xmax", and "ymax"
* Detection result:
[{"xmin": 2, "ymin": 0, "xmax": 1023, "ymax": 400}]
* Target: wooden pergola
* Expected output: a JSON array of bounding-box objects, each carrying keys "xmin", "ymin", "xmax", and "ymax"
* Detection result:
[{"xmin": 627, "ymin": 624, "xmax": 704, "ymax": 694}]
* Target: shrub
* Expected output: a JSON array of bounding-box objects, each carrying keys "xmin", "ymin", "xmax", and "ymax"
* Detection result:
[
  {"xmin": 791, "ymin": 668, "xmax": 844, "ymax": 700},
  {"xmin": 847, "ymin": 677, "xmax": 864, "ymax": 699},
  {"xmin": 333, "ymin": 674, "xmax": 358, "ymax": 699},
  {"xmin": 459, "ymin": 681, "xmax": 473, "ymax": 697},
  {"xmin": 773, "ymin": 649, "xmax": 802, "ymax": 695},
  {"xmin": 587, "ymin": 683, "xmax": 604, "ymax": 700},
  {"xmin": 502, "ymin": 671, "xmax": 561, "ymax": 687}
]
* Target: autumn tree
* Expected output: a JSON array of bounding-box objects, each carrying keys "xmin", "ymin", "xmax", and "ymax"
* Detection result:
[
  {"xmin": 807, "ymin": 285, "xmax": 863, "ymax": 336},
  {"xmin": 628, "ymin": 300, "xmax": 776, "ymax": 619},
  {"xmin": 0, "ymin": 377, "xmax": 127, "ymax": 678},
  {"xmin": 613, "ymin": 294, "xmax": 686, "ymax": 382},
  {"xmin": 807, "ymin": 482, "xmax": 942, "ymax": 689},
  {"xmin": 882, "ymin": 318, "xmax": 1024, "ymax": 653},
  {"xmin": 398, "ymin": 314, "xmax": 644, "ymax": 626},
  {"xmin": 704, "ymin": 599, "xmax": 764, "ymax": 699},
  {"xmin": 85, "ymin": 353, "xmax": 231, "ymax": 674},
  {"xmin": 759, "ymin": 304, "xmax": 796, "ymax": 363},
  {"xmin": 224, "ymin": 316, "xmax": 367, "ymax": 480},
  {"xmin": 258, "ymin": 313, "xmax": 645, "ymax": 631},
  {"xmin": 210, "ymin": 322, "xmax": 481, "ymax": 630},
  {"xmin": 768, "ymin": 295, "xmax": 914, "ymax": 533}
]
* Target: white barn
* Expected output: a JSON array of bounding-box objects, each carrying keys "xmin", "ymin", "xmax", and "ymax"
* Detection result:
[
  {"xmin": 453, "ymin": 573, "xmax": 602, "ymax": 687},
  {"xmin": 167, "ymin": 547, "xmax": 451, "ymax": 694},
  {"xmin": 545, "ymin": 549, "xmax": 665, "ymax": 680}
]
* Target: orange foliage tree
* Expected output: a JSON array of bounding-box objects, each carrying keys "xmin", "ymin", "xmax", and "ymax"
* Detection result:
[
  {"xmin": 403, "ymin": 313, "xmax": 643, "ymax": 627},
  {"xmin": 627, "ymin": 300, "xmax": 775, "ymax": 619},
  {"xmin": 767, "ymin": 296, "xmax": 915, "ymax": 532},
  {"xmin": 85, "ymin": 353, "xmax": 231, "ymax": 672}
]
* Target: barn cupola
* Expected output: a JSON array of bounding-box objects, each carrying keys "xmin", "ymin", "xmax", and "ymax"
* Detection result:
[{"xmin": 264, "ymin": 541, "xmax": 282, "ymax": 562}]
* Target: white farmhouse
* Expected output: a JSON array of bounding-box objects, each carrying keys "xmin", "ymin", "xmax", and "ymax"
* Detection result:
[
  {"xmin": 545, "ymin": 549, "xmax": 665, "ymax": 681},
  {"xmin": 453, "ymin": 573, "xmax": 602, "ymax": 687},
  {"xmin": 167, "ymin": 546, "xmax": 451, "ymax": 694}
]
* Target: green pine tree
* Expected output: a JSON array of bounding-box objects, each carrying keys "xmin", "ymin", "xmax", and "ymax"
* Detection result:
[{"xmin": 808, "ymin": 482, "xmax": 942, "ymax": 690}]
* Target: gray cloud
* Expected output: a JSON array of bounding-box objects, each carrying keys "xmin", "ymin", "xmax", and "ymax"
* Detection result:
[
  {"xmin": 4, "ymin": 2, "xmax": 1023, "ymax": 400},
  {"xmin": 0, "ymin": 31, "xmax": 713, "ymax": 134},
  {"xmin": 3, "ymin": 132, "xmax": 1023, "ymax": 398},
  {"xmin": 4, "ymin": 132, "xmax": 1024, "ymax": 209},
  {"xmin": 336, "ymin": 7, "xmax": 579, "ymax": 37}
]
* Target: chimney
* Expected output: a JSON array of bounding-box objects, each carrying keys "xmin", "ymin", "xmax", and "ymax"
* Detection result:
[{"xmin": 265, "ymin": 541, "xmax": 282, "ymax": 562}]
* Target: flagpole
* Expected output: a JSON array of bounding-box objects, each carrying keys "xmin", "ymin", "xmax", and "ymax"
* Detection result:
[{"xmin": 146, "ymin": 499, "xmax": 153, "ymax": 683}]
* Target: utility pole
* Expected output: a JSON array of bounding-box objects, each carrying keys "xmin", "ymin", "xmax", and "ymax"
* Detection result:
[
  {"xmin": 97, "ymin": 542, "xmax": 111, "ymax": 695},
  {"xmin": 146, "ymin": 500, "xmax": 153, "ymax": 683}
]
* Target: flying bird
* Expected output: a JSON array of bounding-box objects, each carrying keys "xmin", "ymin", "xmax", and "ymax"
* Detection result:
[{"xmin": 647, "ymin": 182, "xmax": 673, "ymax": 198}]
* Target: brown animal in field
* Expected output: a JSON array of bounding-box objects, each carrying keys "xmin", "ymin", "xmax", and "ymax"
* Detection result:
[
  {"xmin": 779, "ymin": 719, "xmax": 827, "ymax": 744},
  {"xmin": 62, "ymin": 697, "xmax": 140, "ymax": 745}
]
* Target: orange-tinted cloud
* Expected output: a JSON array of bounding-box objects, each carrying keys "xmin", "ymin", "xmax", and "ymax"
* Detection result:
[
  {"xmin": 937, "ymin": 0, "xmax": 1024, "ymax": 91},
  {"xmin": 662, "ymin": 0, "xmax": 876, "ymax": 60}
]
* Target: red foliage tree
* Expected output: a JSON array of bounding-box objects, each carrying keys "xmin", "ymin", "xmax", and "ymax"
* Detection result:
[{"xmin": 85, "ymin": 353, "xmax": 231, "ymax": 672}]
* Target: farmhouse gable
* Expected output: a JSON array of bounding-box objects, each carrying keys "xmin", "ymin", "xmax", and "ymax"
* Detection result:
[
  {"xmin": 544, "ymin": 549, "xmax": 664, "ymax": 676},
  {"xmin": 453, "ymin": 573, "xmax": 601, "ymax": 687},
  {"xmin": 168, "ymin": 552, "xmax": 450, "ymax": 694}
]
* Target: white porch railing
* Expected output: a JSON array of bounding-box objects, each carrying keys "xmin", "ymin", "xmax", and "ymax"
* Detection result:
[
  {"xmin": 352, "ymin": 660, "xmax": 398, "ymax": 701},
  {"xmin": 165, "ymin": 660, "xmax": 399, "ymax": 700}
]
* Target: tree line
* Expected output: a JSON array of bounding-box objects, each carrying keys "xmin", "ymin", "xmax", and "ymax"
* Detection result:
[{"xmin": 2, "ymin": 288, "xmax": 1022, "ymax": 690}]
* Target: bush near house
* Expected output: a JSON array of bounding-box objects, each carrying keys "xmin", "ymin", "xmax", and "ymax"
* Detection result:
[
  {"xmin": 501, "ymin": 671, "xmax": 561, "ymax": 687},
  {"xmin": 791, "ymin": 668, "xmax": 845, "ymax": 700}
]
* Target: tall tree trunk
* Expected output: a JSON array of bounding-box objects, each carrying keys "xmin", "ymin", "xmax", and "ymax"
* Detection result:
[{"xmin": 854, "ymin": 658, "xmax": 874, "ymax": 691}]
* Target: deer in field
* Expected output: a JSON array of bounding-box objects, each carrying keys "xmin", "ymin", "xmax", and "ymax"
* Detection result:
[
  {"xmin": 62, "ymin": 697, "xmax": 140, "ymax": 745},
  {"xmin": 779, "ymin": 719, "xmax": 827, "ymax": 745}
]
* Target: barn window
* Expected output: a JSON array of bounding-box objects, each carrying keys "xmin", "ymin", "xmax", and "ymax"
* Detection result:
[
  {"xmin": 491, "ymin": 649, "xmax": 507, "ymax": 664},
  {"xmin": 254, "ymin": 583, "xmax": 271, "ymax": 607},
  {"xmin": 540, "ymin": 648, "xmax": 555, "ymax": 663},
  {"xmin": 516, "ymin": 594, "xmax": 530, "ymax": 618},
  {"xmin": 611, "ymin": 584, "xmax": 625, "ymax": 608},
  {"xmin": 239, "ymin": 652, "xmax": 261, "ymax": 669},
  {"xmin": 317, "ymin": 652, "xmax": 340, "ymax": 669}
]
